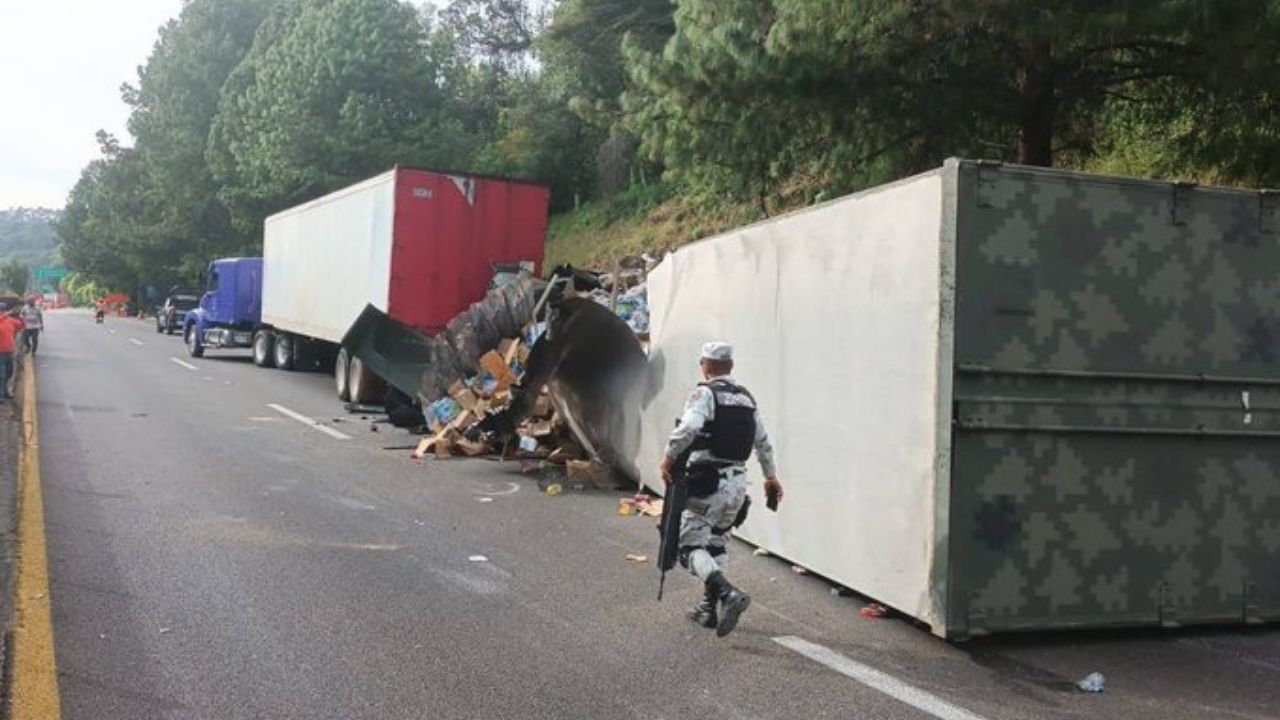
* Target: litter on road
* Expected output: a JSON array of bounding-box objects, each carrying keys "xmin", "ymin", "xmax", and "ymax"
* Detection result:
[
  {"xmin": 1077, "ymin": 673, "xmax": 1106, "ymax": 693},
  {"xmin": 860, "ymin": 604, "xmax": 888, "ymax": 620}
]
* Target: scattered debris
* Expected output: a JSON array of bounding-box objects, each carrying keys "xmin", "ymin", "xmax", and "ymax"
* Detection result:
[
  {"xmin": 860, "ymin": 603, "xmax": 888, "ymax": 619},
  {"xmin": 566, "ymin": 459, "xmax": 615, "ymax": 489},
  {"xmin": 468, "ymin": 555, "xmax": 489, "ymax": 563},
  {"xmin": 1077, "ymin": 672, "xmax": 1106, "ymax": 693},
  {"xmin": 619, "ymin": 495, "xmax": 663, "ymax": 517},
  {"xmin": 544, "ymin": 483, "xmax": 564, "ymax": 497},
  {"xmin": 791, "ymin": 565, "xmax": 809, "ymax": 575},
  {"xmin": 753, "ymin": 548, "xmax": 771, "ymax": 558},
  {"xmin": 476, "ymin": 497, "xmax": 494, "ymax": 503},
  {"xmin": 625, "ymin": 554, "xmax": 649, "ymax": 563},
  {"xmin": 159, "ymin": 627, "xmax": 173, "ymax": 635}
]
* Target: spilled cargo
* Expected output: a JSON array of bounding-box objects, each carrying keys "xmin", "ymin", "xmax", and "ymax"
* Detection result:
[{"xmin": 342, "ymin": 272, "xmax": 646, "ymax": 483}]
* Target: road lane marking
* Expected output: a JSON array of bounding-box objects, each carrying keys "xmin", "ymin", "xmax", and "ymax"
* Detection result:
[
  {"xmin": 267, "ymin": 403, "xmax": 351, "ymax": 440},
  {"xmin": 10, "ymin": 355, "xmax": 63, "ymax": 720},
  {"xmin": 107, "ymin": 329, "xmax": 117, "ymax": 335},
  {"xmin": 128, "ymin": 338, "xmax": 144, "ymax": 347},
  {"xmin": 169, "ymin": 357, "xmax": 198, "ymax": 371},
  {"xmin": 774, "ymin": 636, "xmax": 988, "ymax": 720}
]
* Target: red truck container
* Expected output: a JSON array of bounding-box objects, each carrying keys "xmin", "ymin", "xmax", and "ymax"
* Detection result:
[{"xmin": 256, "ymin": 167, "xmax": 549, "ymax": 402}]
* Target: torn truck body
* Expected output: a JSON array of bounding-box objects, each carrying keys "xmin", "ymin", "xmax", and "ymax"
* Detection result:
[
  {"xmin": 343, "ymin": 280, "xmax": 646, "ymax": 480},
  {"xmin": 638, "ymin": 159, "xmax": 1280, "ymax": 639}
]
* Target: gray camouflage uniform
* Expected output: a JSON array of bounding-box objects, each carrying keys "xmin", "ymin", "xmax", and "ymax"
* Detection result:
[{"xmin": 665, "ymin": 374, "xmax": 778, "ymax": 581}]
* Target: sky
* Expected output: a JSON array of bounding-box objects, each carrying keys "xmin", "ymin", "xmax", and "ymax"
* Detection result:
[{"xmin": 0, "ymin": 0, "xmax": 185, "ymax": 210}]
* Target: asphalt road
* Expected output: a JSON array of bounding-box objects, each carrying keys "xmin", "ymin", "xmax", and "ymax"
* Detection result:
[{"xmin": 27, "ymin": 309, "xmax": 1280, "ymax": 720}]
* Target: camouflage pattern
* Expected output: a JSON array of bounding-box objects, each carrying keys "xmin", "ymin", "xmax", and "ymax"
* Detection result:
[{"xmin": 947, "ymin": 161, "xmax": 1280, "ymax": 637}]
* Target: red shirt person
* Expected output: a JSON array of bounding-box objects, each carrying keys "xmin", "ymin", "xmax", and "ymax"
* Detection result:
[{"xmin": 0, "ymin": 309, "xmax": 26, "ymax": 399}]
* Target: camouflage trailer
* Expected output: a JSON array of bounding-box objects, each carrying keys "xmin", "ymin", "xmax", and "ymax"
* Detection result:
[{"xmin": 638, "ymin": 159, "xmax": 1280, "ymax": 639}]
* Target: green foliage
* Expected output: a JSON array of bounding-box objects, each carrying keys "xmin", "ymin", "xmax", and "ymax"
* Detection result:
[
  {"xmin": 623, "ymin": 0, "xmax": 1280, "ymax": 203},
  {"xmin": 0, "ymin": 260, "xmax": 29, "ymax": 295},
  {"xmin": 54, "ymin": 0, "xmax": 1280, "ymax": 291},
  {"xmin": 0, "ymin": 208, "xmax": 59, "ymax": 267},
  {"xmin": 57, "ymin": 136, "xmax": 160, "ymax": 293},
  {"xmin": 208, "ymin": 0, "xmax": 468, "ymax": 231}
]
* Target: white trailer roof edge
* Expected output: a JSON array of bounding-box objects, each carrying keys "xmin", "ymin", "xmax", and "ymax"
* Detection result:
[{"xmin": 264, "ymin": 169, "xmax": 399, "ymax": 225}]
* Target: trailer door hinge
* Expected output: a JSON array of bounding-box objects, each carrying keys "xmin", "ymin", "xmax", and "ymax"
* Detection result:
[
  {"xmin": 1244, "ymin": 582, "xmax": 1263, "ymax": 624},
  {"xmin": 1158, "ymin": 583, "xmax": 1181, "ymax": 627},
  {"xmin": 975, "ymin": 160, "xmax": 1004, "ymax": 209},
  {"xmin": 1171, "ymin": 182, "xmax": 1197, "ymax": 226},
  {"xmin": 1260, "ymin": 191, "xmax": 1278, "ymax": 234}
]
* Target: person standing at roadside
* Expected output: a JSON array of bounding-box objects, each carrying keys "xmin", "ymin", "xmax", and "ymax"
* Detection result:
[
  {"xmin": 0, "ymin": 305, "xmax": 25, "ymax": 399},
  {"xmin": 21, "ymin": 300, "xmax": 43, "ymax": 354}
]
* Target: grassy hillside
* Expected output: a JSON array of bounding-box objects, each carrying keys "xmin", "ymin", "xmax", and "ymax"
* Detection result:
[{"xmin": 545, "ymin": 179, "xmax": 826, "ymax": 271}]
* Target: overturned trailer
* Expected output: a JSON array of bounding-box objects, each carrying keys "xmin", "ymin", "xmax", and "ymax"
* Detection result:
[{"xmin": 638, "ymin": 159, "xmax": 1280, "ymax": 639}]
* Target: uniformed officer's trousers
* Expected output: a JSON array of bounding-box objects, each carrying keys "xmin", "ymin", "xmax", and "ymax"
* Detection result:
[{"xmin": 678, "ymin": 466, "xmax": 748, "ymax": 581}]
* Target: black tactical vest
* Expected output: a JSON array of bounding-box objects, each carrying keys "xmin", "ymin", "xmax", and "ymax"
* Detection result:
[{"xmin": 695, "ymin": 378, "xmax": 758, "ymax": 461}]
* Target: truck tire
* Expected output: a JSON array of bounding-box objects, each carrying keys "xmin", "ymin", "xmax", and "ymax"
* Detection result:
[
  {"xmin": 335, "ymin": 348, "xmax": 351, "ymax": 401},
  {"xmin": 253, "ymin": 330, "xmax": 276, "ymax": 368},
  {"xmin": 273, "ymin": 333, "xmax": 295, "ymax": 371},
  {"xmin": 185, "ymin": 325, "xmax": 204, "ymax": 358},
  {"xmin": 348, "ymin": 357, "xmax": 384, "ymax": 405}
]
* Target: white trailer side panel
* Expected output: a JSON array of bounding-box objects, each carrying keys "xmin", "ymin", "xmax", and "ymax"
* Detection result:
[
  {"xmin": 262, "ymin": 172, "xmax": 396, "ymax": 344},
  {"xmin": 639, "ymin": 171, "xmax": 950, "ymax": 626}
]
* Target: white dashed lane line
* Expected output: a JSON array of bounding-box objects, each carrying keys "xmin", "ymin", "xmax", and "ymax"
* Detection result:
[
  {"xmin": 267, "ymin": 403, "xmax": 351, "ymax": 440},
  {"xmin": 170, "ymin": 357, "xmax": 198, "ymax": 371},
  {"xmin": 128, "ymin": 338, "xmax": 145, "ymax": 347},
  {"xmin": 773, "ymin": 636, "xmax": 989, "ymax": 720}
]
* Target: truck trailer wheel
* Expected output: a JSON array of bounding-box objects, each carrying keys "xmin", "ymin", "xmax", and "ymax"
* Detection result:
[
  {"xmin": 253, "ymin": 331, "xmax": 276, "ymax": 368},
  {"xmin": 273, "ymin": 333, "xmax": 295, "ymax": 371},
  {"xmin": 185, "ymin": 325, "xmax": 204, "ymax": 358},
  {"xmin": 347, "ymin": 357, "xmax": 384, "ymax": 405},
  {"xmin": 335, "ymin": 348, "xmax": 352, "ymax": 401}
]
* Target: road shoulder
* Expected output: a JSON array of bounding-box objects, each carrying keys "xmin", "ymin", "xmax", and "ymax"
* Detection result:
[
  {"xmin": 5, "ymin": 354, "xmax": 61, "ymax": 719},
  {"xmin": 0, "ymin": 357, "xmax": 22, "ymax": 712}
]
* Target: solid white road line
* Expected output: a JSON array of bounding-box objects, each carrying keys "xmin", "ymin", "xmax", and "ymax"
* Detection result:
[
  {"xmin": 170, "ymin": 357, "xmax": 198, "ymax": 371},
  {"xmin": 773, "ymin": 636, "xmax": 989, "ymax": 720},
  {"xmin": 128, "ymin": 338, "xmax": 144, "ymax": 347},
  {"xmin": 267, "ymin": 403, "xmax": 351, "ymax": 440}
]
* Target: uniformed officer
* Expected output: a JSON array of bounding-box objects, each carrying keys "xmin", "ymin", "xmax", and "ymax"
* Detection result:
[{"xmin": 661, "ymin": 341, "xmax": 782, "ymax": 637}]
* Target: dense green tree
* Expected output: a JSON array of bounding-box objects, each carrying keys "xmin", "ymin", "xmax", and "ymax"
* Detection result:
[
  {"xmin": 0, "ymin": 260, "xmax": 29, "ymax": 295},
  {"xmin": 623, "ymin": 0, "xmax": 1280, "ymax": 203},
  {"xmin": 208, "ymin": 0, "xmax": 470, "ymax": 233},
  {"xmin": 124, "ymin": 0, "xmax": 278, "ymax": 279},
  {"xmin": 58, "ymin": 133, "xmax": 167, "ymax": 294},
  {"xmin": 53, "ymin": 0, "xmax": 1280, "ymax": 288}
]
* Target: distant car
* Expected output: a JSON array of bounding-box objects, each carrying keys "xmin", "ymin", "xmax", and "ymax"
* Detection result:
[{"xmin": 156, "ymin": 292, "xmax": 200, "ymax": 335}]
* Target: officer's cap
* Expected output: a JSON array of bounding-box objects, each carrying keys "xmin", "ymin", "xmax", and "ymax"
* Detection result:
[{"xmin": 700, "ymin": 341, "xmax": 733, "ymax": 362}]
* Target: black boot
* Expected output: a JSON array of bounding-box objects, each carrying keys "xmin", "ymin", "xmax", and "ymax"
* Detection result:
[
  {"xmin": 687, "ymin": 585, "xmax": 718, "ymax": 629},
  {"xmin": 706, "ymin": 571, "xmax": 751, "ymax": 638}
]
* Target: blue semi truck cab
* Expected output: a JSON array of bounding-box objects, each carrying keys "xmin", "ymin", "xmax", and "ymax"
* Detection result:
[{"xmin": 183, "ymin": 257, "xmax": 263, "ymax": 358}]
